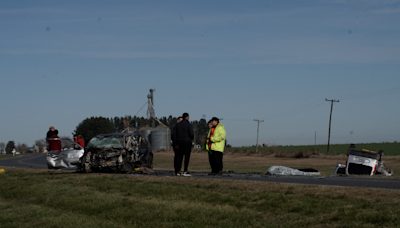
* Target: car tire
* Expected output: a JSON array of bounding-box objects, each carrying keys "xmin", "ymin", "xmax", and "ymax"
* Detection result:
[
  {"xmin": 123, "ymin": 162, "xmax": 134, "ymax": 174},
  {"xmin": 81, "ymin": 151, "xmax": 91, "ymax": 173}
]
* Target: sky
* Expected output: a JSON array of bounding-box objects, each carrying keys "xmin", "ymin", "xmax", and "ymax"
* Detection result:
[{"xmin": 1, "ymin": 0, "xmax": 399, "ymax": 148}]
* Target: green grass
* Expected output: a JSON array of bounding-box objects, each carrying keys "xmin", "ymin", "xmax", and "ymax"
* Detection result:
[
  {"xmin": 0, "ymin": 154, "xmax": 27, "ymax": 160},
  {"xmin": 227, "ymin": 142, "xmax": 400, "ymax": 155},
  {"xmin": 1, "ymin": 168, "xmax": 400, "ymax": 227}
]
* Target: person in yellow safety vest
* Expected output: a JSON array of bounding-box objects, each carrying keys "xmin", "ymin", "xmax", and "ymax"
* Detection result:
[{"xmin": 206, "ymin": 117, "xmax": 226, "ymax": 176}]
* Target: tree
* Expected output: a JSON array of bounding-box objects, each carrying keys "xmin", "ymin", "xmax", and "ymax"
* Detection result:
[
  {"xmin": 191, "ymin": 118, "xmax": 208, "ymax": 145},
  {"xmin": 196, "ymin": 118, "xmax": 209, "ymax": 136},
  {"xmin": 35, "ymin": 139, "xmax": 47, "ymax": 153},
  {"xmin": 5, "ymin": 141, "xmax": 15, "ymax": 154},
  {"xmin": 111, "ymin": 116, "xmax": 125, "ymax": 132},
  {"xmin": 15, "ymin": 143, "xmax": 27, "ymax": 154},
  {"xmin": 110, "ymin": 116, "xmax": 147, "ymax": 132},
  {"xmin": 74, "ymin": 116, "xmax": 114, "ymax": 144},
  {"xmin": 0, "ymin": 142, "xmax": 5, "ymax": 153},
  {"xmin": 60, "ymin": 136, "xmax": 74, "ymax": 149}
]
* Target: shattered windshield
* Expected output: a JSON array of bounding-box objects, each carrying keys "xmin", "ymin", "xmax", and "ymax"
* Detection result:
[{"xmin": 87, "ymin": 136, "xmax": 124, "ymax": 148}]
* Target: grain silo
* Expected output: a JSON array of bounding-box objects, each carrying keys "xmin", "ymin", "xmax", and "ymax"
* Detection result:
[{"xmin": 150, "ymin": 129, "xmax": 171, "ymax": 150}]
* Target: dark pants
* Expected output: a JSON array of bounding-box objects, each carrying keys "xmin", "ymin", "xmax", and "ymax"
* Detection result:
[
  {"xmin": 208, "ymin": 152, "xmax": 217, "ymax": 173},
  {"xmin": 174, "ymin": 141, "xmax": 192, "ymax": 173},
  {"xmin": 209, "ymin": 150, "xmax": 223, "ymax": 173},
  {"xmin": 173, "ymin": 146, "xmax": 180, "ymax": 173}
]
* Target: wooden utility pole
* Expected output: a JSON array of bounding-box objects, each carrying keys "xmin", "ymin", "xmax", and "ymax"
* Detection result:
[
  {"xmin": 326, "ymin": 98, "xmax": 339, "ymax": 154},
  {"xmin": 254, "ymin": 119, "xmax": 264, "ymax": 153}
]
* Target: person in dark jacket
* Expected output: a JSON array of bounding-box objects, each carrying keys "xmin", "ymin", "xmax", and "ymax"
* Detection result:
[
  {"xmin": 47, "ymin": 126, "xmax": 61, "ymax": 151},
  {"xmin": 174, "ymin": 113, "xmax": 194, "ymax": 176},
  {"xmin": 171, "ymin": 116, "xmax": 183, "ymax": 149},
  {"xmin": 46, "ymin": 126, "xmax": 56, "ymax": 139},
  {"xmin": 171, "ymin": 116, "xmax": 183, "ymax": 171}
]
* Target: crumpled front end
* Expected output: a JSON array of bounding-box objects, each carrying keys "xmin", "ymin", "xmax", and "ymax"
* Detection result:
[{"xmin": 46, "ymin": 149, "xmax": 84, "ymax": 169}]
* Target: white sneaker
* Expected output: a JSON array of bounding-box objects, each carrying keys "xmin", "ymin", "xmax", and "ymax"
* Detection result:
[{"xmin": 182, "ymin": 171, "xmax": 192, "ymax": 177}]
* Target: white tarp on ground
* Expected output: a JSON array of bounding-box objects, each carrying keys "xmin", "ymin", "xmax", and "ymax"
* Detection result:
[{"xmin": 267, "ymin": 166, "xmax": 320, "ymax": 176}]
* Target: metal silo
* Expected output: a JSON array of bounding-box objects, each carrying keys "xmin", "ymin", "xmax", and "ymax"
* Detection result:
[{"xmin": 151, "ymin": 130, "xmax": 171, "ymax": 150}]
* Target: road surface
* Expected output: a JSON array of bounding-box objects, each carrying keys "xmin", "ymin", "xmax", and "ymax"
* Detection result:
[{"xmin": 1, "ymin": 153, "xmax": 400, "ymax": 190}]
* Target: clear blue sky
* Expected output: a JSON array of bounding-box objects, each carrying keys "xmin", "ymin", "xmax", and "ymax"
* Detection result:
[{"xmin": 1, "ymin": 0, "xmax": 399, "ymax": 148}]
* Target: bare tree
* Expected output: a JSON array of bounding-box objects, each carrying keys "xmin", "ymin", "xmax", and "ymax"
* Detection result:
[
  {"xmin": 16, "ymin": 143, "xmax": 28, "ymax": 154},
  {"xmin": 35, "ymin": 139, "xmax": 47, "ymax": 153},
  {"xmin": 60, "ymin": 136, "xmax": 74, "ymax": 149}
]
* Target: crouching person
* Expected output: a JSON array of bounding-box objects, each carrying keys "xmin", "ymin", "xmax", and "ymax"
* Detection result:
[{"xmin": 206, "ymin": 117, "xmax": 226, "ymax": 176}]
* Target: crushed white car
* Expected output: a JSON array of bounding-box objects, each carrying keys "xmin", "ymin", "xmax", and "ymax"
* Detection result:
[
  {"xmin": 334, "ymin": 144, "xmax": 393, "ymax": 176},
  {"xmin": 46, "ymin": 138, "xmax": 84, "ymax": 170}
]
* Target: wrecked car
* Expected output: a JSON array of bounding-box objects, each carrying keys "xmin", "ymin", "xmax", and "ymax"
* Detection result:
[
  {"xmin": 334, "ymin": 144, "xmax": 393, "ymax": 176},
  {"xmin": 81, "ymin": 132, "xmax": 153, "ymax": 173},
  {"xmin": 46, "ymin": 138, "xmax": 84, "ymax": 170}
]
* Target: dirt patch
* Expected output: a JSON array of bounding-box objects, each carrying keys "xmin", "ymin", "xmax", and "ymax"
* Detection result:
[
  {"xmin": 274, "ymin": 150, "xmax": 320, "ymax": 158},
  {"xmin": 153, "ymin": 150, "xmax": 400, "ymax": 176}
]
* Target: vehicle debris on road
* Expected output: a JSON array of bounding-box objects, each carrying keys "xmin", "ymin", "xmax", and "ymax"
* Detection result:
[{"xmin": 267, "ymin": 166, "xmax": 320, "ymax": 176}]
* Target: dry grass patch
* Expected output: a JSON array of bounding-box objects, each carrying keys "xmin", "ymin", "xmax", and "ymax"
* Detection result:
[
  {"xmin": 153, "ymin": 150, "xmax": 400, "ymax": 177},
  {"xmin": 128, "ymin": 174, "xmax": 400, "ymax": 201}
]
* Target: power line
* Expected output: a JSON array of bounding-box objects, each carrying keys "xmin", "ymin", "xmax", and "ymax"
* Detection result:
[
  {"xmin": 219, "ymin": 87, "xmax": 400, "ymax": 122},
  {"xmin": 223, "ymin": 118, "xmax": 253, "ymax": 121},
  {"xmin": 265, "ymin": 102, "xmax": 329, "ymax": 121},
  {"xmin": 259, "ymin": 86, "xmax": 400, "ymax": 121},
  {"xmin": 335, "ymin": 87, "xmax": 400, "ymax": 101}
]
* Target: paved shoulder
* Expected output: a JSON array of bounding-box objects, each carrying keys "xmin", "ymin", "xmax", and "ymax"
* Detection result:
[{"xmin": 0, "ymin": 153, "xmax": 48, "ymax": 169}]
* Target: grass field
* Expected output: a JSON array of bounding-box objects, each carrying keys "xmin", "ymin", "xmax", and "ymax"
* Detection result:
[
  {"xmin": 1, "ymin": 167, "xmax": 400, "ymax": 228},
  {"xmin": 226, "ymin": 142, "xmax": 400, "ymax": 155}
]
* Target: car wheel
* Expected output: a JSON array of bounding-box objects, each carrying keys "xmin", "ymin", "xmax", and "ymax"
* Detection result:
[
  {"xmin": 123, "ymin": 162, "xmax": 134, "ymax": 174},
  {"xmin": 81, "ymin": 151, "xmax": 91, "ymax": 173}
]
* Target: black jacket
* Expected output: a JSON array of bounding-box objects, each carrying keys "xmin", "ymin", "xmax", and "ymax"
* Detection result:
[
  {"xmin": 46, "ymin": 130, "xmax": 58, "ymax": 139},
  {"xmin": 174, "ymin": 119, "xmax": 194, "ymax": 143},
  {"xmin": 171, "ymin": 124, "xmax": 178, "ymax": 146}
]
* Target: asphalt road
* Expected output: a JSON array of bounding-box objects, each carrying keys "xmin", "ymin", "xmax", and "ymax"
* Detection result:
[{"xmin": 1, "ymin": 153, "xmax": 400, "ymax": 190}]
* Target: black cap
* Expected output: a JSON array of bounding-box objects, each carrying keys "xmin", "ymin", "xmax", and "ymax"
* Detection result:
[{"xmin": 211, "ymin": 117, "xmax": 219, "ymax": 122}]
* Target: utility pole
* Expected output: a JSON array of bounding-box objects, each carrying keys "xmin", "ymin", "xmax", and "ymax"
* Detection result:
[
  {"xmin": 325, "ymin": 98, "xmax": 339, "ymax": 154},
  {"xmin": 254, "ymin": 119, "xmax": 264, "ymax": 153}
]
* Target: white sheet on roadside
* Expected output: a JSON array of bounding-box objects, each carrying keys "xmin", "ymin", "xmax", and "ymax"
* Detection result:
[{"xmin": 267, "ymin": 166, "xmax": 320, "ymax": 176}]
